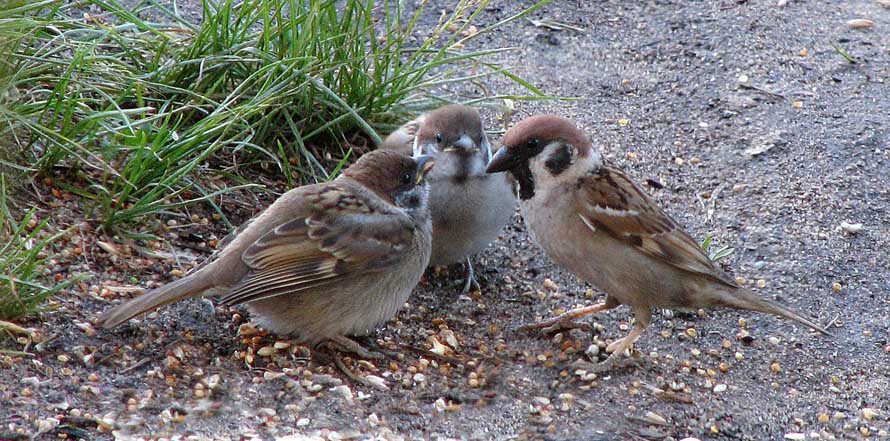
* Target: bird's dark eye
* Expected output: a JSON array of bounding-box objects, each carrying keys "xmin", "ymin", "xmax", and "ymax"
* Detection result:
[
  {"xmin": 435, "ymin": 133, "xmax": 443, "ymax": 143},
  {"xmin": 400, "ymin": 172, "xmax": 412, "ymax": 185},
  {"xmin": 527, "ymin": 138, "xmax": 540, "ymax": 149}
]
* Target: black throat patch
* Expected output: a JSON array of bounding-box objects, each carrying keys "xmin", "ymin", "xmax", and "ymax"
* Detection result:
[
  {"xmin": 544, "ymin": 144, "xmax": 573, "ymax": 176},
  {"xmin": 514, "ymin": 163, "xmax": 535, "ymax": 200}
]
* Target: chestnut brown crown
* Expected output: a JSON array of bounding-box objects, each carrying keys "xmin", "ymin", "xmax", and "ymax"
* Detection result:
[
  {"xmin": 416, "ymin": 104, "xmax": 485, "ymax": 149},
  {"xmin": 487, "ymin": 115, "xmax": 591, "ymax": 174},
  {"xmin": 343, "ymin": 150, "xmax": 434, "ymax": 205}
]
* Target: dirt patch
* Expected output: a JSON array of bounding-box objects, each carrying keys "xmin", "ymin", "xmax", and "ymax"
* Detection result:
[{"xmin": 2, "ymin": 1, "xmax": 889, "ymax": 439}]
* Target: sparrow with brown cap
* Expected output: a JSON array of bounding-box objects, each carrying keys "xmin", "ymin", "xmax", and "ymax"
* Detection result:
[
  {"xmin": 383, "ymin": 104, "xmax": 515, "ymax": 293},
  {"xmin": 486, "ymin": 114, "xmax": 831, "ymax": 370}
]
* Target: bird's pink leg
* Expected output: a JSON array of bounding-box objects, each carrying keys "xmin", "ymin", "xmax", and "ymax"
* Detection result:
[{"xmin": 521, "ymin": 297, "xmax": 618, "ymax": 334}]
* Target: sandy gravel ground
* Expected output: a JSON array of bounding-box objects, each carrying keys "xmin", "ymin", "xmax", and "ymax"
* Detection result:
[{"xmin": 1, "ymin": 1, "xmax": 889, "ymax": 440}]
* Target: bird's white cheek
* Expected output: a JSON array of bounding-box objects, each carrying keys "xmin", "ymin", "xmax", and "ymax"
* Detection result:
[{"xmin": 528, "ymin": 155, "xmax": 554, "ymax": 186}]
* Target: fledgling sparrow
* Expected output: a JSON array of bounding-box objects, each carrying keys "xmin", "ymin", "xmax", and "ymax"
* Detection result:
[
  {"xmin": 486, "ymin": 115, "xmax": 831, "ymax": 370},
  {"xmin": 382, "ymin": 104, "xmax": 516, "ymax": 293},
  {"xmin": 98, "ymin": 150, "xmax": 436, "ymax": 362}
]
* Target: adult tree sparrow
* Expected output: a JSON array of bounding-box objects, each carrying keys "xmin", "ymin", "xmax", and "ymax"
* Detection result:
[
  {"xmin": 486, "ymin": 114, "xmax": 831, "ymax": 370},
  {"xmin": 382, "ymin": 104, "xmax": 515, "ymax": 293},
  {"xmin": 98, "ymin": 150, "xmax": 436, "ymax": 364}
]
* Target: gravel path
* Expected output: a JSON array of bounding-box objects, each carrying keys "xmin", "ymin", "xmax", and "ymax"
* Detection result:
[{"xmin": 2, "ymin": 1, "xmax": 888, "ymax": 439}]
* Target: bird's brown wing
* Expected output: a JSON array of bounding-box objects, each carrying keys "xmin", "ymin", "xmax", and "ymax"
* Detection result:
[
  {"xmin": 577, "ymin": 166, "xmax": 737, "ymax": 287},
  {"xmin": 219, "ymin": 198, "xmax": 416, "ymax": 306}
]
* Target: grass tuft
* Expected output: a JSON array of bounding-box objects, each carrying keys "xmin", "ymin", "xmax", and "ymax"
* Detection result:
[
  {"xmin": 2, "ymin": 0, "xmax": 551, "ymax": 232},
  {"xmin": 0, "ymin": 175, "xmax": 75, "ymax": 320},
  {"xmin": 702, "ymin": 234, "xmax": 735, "ymax": 263}
]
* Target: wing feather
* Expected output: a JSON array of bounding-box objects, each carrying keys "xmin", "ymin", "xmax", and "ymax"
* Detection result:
[
  {"xmin": 578, "ymin": 166, "xmax": 737, "ymax": 287},
  {"xmin": 219, "ymin": 188, "xmax": 417, "ymax": 306}
]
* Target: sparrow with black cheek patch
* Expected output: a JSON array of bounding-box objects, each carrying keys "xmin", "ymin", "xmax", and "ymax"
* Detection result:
[
  {"xmin": 98, "ymin": 150, "xmax": 436, "ymax": 374},
  {"xmin": 383, "ymin": 104, "xmax": 515, "ymax": 293},
  {"xmin": 486, "ymin": 114, "xmax": 831, "ymax": 370}
]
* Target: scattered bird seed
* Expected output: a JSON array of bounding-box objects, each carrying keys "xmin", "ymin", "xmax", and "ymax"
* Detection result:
[
  {"xmin": 847, "ymin": 19, "xmax": 875, "ymax": 29},
  {"xmin": 644, "ymin": 411, "xmax": 667, "ymax": 425},
  {"xmin": 862, "ymin": 408, "xmax": 879, "ymax": 420},
  {"xmin": 365, "ymin": 375, "xmax": 388, "ymax": 391}
]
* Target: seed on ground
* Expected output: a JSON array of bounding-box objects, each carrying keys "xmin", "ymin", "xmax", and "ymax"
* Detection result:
[{"xmin": 862, "ymin": 408, "xmax": 878, "ymax": 420}]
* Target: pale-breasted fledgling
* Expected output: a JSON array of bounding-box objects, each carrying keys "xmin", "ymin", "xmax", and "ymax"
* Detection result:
[
  {"xmin": 486, "ymin": 114, "xmax": 831, "ymax": 370},
  {"xmin": 98, "ymin": 150, "xmax": 436, "ymax": 361},
  {"xmin": 383, "ymin": 105, "xmax": 515, "ymax": 293}
]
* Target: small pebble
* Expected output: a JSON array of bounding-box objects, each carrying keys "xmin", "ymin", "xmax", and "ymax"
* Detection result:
[
  {"xmin": 713, "ymin": 384, "xmax": 727, "ymax": 393},
  {"xmin": 784, "ymin": 433, "xmax": 805, "ymax": 440},
  {"xmin": 818, "ymin": 413, "xmax": 830, "ymax": 423},
  {"xmin": 770, "ymin": 362, "xmax": 781, "ymax": 373},
  {"xmin": 831, "ymin": 282, "xmax": 843, "ymax": 292},
  {"xmin": 840, "ymin": 221, "xmax": 864, "ymax": 234},
  {"xmin": 331, "ymin": 385, "xmax": 354, "ymax": 404}
]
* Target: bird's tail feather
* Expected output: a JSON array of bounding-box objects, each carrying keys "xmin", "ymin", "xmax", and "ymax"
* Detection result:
[
  {"xmin": 97, "ymin": 272, "xmax": 212, "ymax": 329},
  {"xmin": 718, "ymin": 288, "xmax": 834, "ymax": 337}
]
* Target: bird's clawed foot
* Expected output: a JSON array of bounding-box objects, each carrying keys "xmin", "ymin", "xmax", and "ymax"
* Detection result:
[
  {"xmin": 322, "ymin": 335, "xmax": 385, "ymax": 359},
  {"xmin": 460, "ymin": 257, "xmax": 481, "ymax": 295},
  {"xmin": 519, "ymin": 302, "xmax": 612, "ymax": 335},
  {"xmin": 519, "ymin": 318, "xmax": 592, "ymax": 335},
  {"xmin": 571, "ymin": 353, "xmax": 642, "ymax": 373},
  {"xmin": 317, "ymin": 336, "xmax": 388, "ymax": 388}
]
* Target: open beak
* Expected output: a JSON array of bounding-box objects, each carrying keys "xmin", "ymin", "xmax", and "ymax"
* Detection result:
[
  {"xmin": 414, "ymin": 155, "xmax": 436, "ymax": 184},
  {"xmin": 485, "ymin": 146, "xmax": 516, "ymax": 174},
  {"xmin": 442, "ymin": 134, "xmax": 478, "ymax": 154}
]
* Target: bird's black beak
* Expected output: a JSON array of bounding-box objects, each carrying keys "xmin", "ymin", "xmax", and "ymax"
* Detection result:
[
  {"xmin": 414, "ymin": 155, "xmax": 436, "ymax": 184},
  {"xmin": 485, "ymin": 146, "xmax": 516, "ymax": 174}
]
